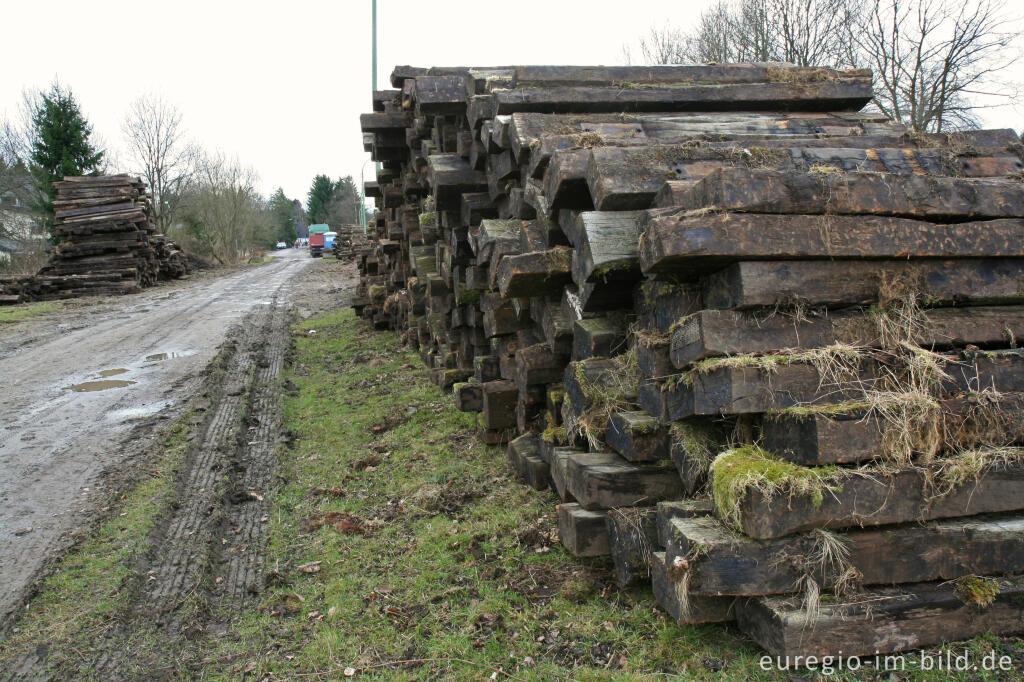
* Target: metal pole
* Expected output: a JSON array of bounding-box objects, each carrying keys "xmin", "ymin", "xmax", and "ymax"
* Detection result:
[{"xmin": 372, "ymin": 0, "xmax": 378, "ymax": 92}]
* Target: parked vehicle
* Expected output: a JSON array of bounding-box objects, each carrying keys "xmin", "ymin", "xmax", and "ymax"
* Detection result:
[
  {"xmin": 323, "ymin": 232, "xmax": 338, "ymax": 253},
  {"xmin": 309, "ymin": 232, "xmax": 325, "ymax": 257},
  {"xmin": 308, "ymin": 224, "xmax": 329, "ymax": 258},
  {"xmin": 275, "ymin": 241, "xmax": 287, "ymax": 250}
]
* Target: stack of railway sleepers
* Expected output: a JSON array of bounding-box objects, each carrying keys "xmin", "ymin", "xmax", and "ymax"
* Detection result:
[
  {"xmin": 332, "ymin": 223, "xmax": 371, "ymax": 260},
  {"xmin": 0, "ymin": 175, "xmax": 189, "ymax": 304},
  {"xmin": 355, "ymin": 62, "xmax": 1024, "ymax": 659}
]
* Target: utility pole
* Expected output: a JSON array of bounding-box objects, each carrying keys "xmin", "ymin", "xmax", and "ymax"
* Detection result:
[{"xmin": 362, "ymin": 0, "xmax": 378, "ymax": 234}]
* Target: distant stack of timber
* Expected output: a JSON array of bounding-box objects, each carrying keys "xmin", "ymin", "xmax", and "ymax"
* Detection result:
[
  {"xmin": 0, "ymin": 175, "xmax": 189, "ymax": 304},
  {"xmin": 355, "ymin": 62, "xmax": 1024, "ymax": 660},
  {"xmin": 332, "ymin": 223, "xmax": 371, "ymax": 260}
]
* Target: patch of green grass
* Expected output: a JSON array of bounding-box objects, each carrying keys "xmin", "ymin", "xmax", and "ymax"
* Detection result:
[
  {"xmin": 0, "ymin": 301, "xmax": 62, "ymax": 323},
  {"xmin": 200, "ymin": 309, "xmax": 773, "ymax": 680},
  {"xmin": 0, "ymin": 409, "xmax": 194, "ymax": 669}
]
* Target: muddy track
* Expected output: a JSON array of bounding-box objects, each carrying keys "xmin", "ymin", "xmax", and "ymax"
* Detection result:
[{"xmin": 4, "ymin": 297, "xmax": 295, "ymax": 680}]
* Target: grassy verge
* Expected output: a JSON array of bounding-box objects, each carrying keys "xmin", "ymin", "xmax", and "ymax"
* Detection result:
[
  {"xmin": 0, "ymin": 301, "xmax": 63, "ymax": 323},
  {"xmin": 200, "ymin": 310, "xmax": 772, "ymax": 680},
  {"xmin": 0, "ymin": 410, "xmax": 194, "ymax": 671}
]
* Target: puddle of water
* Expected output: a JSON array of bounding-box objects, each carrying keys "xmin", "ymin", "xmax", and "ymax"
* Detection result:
[
  {"xmin": 107, "ymin": 402, "xmax": 168, "ymax": 422},
  {"xmin": 98, "ymin": 368, "xmax": 130, "ymax": 377},
  {"xmin": 68, "ymin": 379, "xmax": 136, "ymax": 392},
  {"xmin": 144, "ymin": 350, "xmax": 196, "ymax": 362}
]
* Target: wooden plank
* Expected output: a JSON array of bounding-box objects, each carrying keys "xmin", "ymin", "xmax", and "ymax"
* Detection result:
[
  {"xmin": 702, "ymin": 259, "xmax": 1024, "ymax": 310},
  {"xmin": 496, "ymin": 247, "xmax": 573, "ymax": 298},
  {"xmin": 761, "ymin": 411, "xmax": 881, "ymax": 465},
  {"xmin": 550, "ymin": 446, "xmax": 586, "ymax": 502},
  {"xmin": 605, "ymin": 507, "xmax": 657, "ymax": 587},
  {"xmin": 482, "ymin": 380, "xmax": 517, "ymax": 429},
  {"xmin": 585, "ymin": 137, "xmax": 1021, "ymax": 210},
  {"xmin": 413, "ymin": 75, "xmax": 467, "ymax": 115},
  {"xmin": 566, "ymin": 450, "xmax": 683, "ymax": 510},
  {"xmin": 680, "ymin": 168, "xmax": 1024, "ymax": 220},
  {"xmin": 514, "ymin": 342, "xmax": 569, "ymax": 386},
  {"xmin": 427, "ymin": 154, "xmax": 488, "ymax": 210},
  {"xmin": 544, "ymin": 149, "xmax": 593, "ymax": 211},
  {"xmin": 454, "ymin": 382, "xmax": 483, "ymax": 412},
  {"xmin": 360, "ymin": 111, "xmax": 413, "ymax": 132},
  {"xmin": 737, "ymin": 575, "xmax": 1024, "ymax": 658},
  {"xmin": 572, "ymin": 317, "xmax": 627, "ymax": 360},
  {"xmin": 573, "ymin": 211, "xmax": 644, "ymax": 285},
  {"xmin": 508, "ymin": 433, "xmax": 549, "ymax": 490},
  {"xmin": 650, "ymin": 552, "xmax": 736, "ymax": 625},
  {"xmin": 557, "ymin": 503, "xmax": 610, "ymax": 557},
  {"xmin": 606, "ymin": 411, "xmax": 669, "ymax": 462},
  {"xmin": 640, "ymin": 213, "xmax": 1024, "ymax": 277},
  {"xmin": 670, "ymin": 418, "xmax": 733, "ymax": 494},
  {"xmin": 725, "ymin": 456, "xmax": 1024, "ymax": 539},
  {"xmin": 665, "ymin": 513, "xmax": 1024, "ymax": 597},
  {"xmin": 655, "ymin": 498, "xmax": 716, "ymax": 547},
  {"xmin": 670, "ymin": 306, "xmax": 1024, "ymax": 369},
  {"xmin": 488, "ymin": 80, "xmax": 873, "ymax": 117}
]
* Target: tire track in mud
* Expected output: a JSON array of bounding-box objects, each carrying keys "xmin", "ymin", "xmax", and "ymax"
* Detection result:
[{"xmin": 3, "ymin": 296, "xmax": 295, "ymax": 681}]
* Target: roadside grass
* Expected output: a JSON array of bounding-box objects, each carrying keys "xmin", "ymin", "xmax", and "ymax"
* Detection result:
[
  {"xmin": 200, "ymin": 309, "xmax": 774, "ymax": 680},
  {"xmin": 0, "ymin": 301, "xmax": 63, "ymax": 323},
  {"xmin": 0, "ymin": 409, "xmax": 194, "ymax": 672}
]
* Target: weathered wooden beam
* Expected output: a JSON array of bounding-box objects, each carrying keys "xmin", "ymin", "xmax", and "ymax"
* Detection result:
[
  {"xmin": 496, "ymin": 247, "xmax": 573, "ymax": 298},
  {"xmin": 557, "ymin": 503, "xmax": 610, "ymax": 557},
  {"xmin": 670, "ymin": 306, "xmax": 1024, "ymax": 369},
  {"xmin": 702, "ymin": 259, "xmax": 1024, "ymax": 310},
  {"xmin": 640, "ymin": 213, "xmax": 1024, "ymax": 277},
  {"xmin": 725, "ymin": 457, "xmax": 1024, "ymax": 539},
  {"xmin": 681, "ymin": 168, "xmax": 1024, "ymax": 220},
  {"xmin": 737, "ymin": 575, "xmax": 1024, "ymax": 658},
  {"xmin": 651, "ymin": 551, "xmax": 737, "ymax": 625},
  {"xmin": 606, "ymin": 411, "xmax": 670, "ymax": 462},
  {"xmin": 605, "ymin": 507, "xmax": 657, "ymax": 587},
  {"xmin": 566, "ymin": 450, "xmax": 683, "ymax": 510}
]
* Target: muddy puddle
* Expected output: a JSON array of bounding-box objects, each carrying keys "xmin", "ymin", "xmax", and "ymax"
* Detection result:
[
  {"xmin": 144, "ymin": 350, "xmax": 196, "ymax": 362},
  {"xmin": 68, "ymin": 379, "xmax": 136, "ymax": 392}
]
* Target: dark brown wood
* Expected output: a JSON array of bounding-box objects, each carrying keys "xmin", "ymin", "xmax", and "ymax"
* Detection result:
[
  {"xmin": 666, "ymin": 513, "xmax": 1024, "ymax": 597},
  {"xmin": 640, "ymin": 212, "xmax": 1024, "ymax": 277},
  {"xmin": 670, "ymin": 418, "xmax": 733, "ymax": 494},
  {"xmin": 606, "ymin": 411, "xmax": 669, "ymax": 462},
  {"xmin": 454, "ymin": 382, "xmax": 483, "ymax": 412},
  {"xmin": 496, "ymin": 247, "xmax": 573, "ymax": 298},
  {"xmin": 650, "ymin": 552, "xmax": 737, "ymax": 625},
  {"xmin": 730, "ymin": 459, "xmax": 1024, "ymax": 539},
  {"xmin": 605, "ymin": 507, "xmax": 657, "ymax": 587},
  {"xmin": 680, "ymin": 168, "xmax": 1024, "ymax": 219},
  {"xmin": 736, "ymin": 575, "xmax": 1024, "ymax": 658},
  {"xmin": 482, "ymin": 380, "xmax": 517, "ymax": 429},
  {"xmin": 572, "ymin": 317, "xmax": 627, "ymax": 360},
  {"xmin": 489, "ymin": 79, "xmax": 873, "ymax": 117},
  {"xmin": 703, "ymin": 259, "xmax": 1024, "ymax": 310},
  {"xmin": 566, "ymin": 450, "xmax": 683, "ymax": 510},
  {"xmin": 670, "ymin": 306, "xmax": 1024, "ymax": 369},
  {"xmin": 557, "ymin": 503, "xmax": 610, "ymax": 557}
]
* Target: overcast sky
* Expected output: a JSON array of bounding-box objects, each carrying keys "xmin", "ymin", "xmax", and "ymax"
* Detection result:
[{"xmin": 2, "ymin": 0, "xmax": 1022, "ymax": 206}]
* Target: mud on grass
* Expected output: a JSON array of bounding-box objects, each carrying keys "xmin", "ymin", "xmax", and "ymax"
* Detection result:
[{"xmin": 196, "ymin": 310, "xmax": 773, "ymax": 680}]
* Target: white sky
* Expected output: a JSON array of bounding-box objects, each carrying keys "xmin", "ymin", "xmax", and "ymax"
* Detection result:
[{"xmin": 2, "ymin": 0, "xmax": 1022, "ymax": 205}]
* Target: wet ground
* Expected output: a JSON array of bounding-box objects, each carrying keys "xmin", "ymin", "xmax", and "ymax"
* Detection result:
[{"xmin": 0, "ymin": 249, "xmax": 357, "ymax": 635}]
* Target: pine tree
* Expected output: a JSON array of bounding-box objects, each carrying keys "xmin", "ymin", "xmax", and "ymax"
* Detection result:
[
  {"xmin": 306, "ymin": 174, "xmax": 335, "ymax": 225},
  {"xmin": 29, "ymin": 83, "xmax": 104, "ymax": 231}
]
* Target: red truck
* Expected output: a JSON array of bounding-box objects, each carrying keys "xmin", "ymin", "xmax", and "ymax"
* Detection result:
[{"xmin": 309, "ymin": 232, "xmax": 325, "ymax": 258}]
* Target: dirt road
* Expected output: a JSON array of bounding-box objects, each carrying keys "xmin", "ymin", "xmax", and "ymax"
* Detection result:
[{"xmin": 0, "ymin": 249, "xmax": 347, "ymax": 638}]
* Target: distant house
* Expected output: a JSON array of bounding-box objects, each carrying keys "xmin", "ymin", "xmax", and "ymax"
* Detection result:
[{"xmin": 0, "ymin": 191, "xmax": 45, "ymax": 264}]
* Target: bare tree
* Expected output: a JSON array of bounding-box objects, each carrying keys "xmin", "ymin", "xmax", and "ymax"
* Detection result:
[
  {"xmin": 857, "ymin": 0, "xmax": 1019, "ymax": 131},
  {"xmin": 623, "ymin": 0, "xmax": 1019, "ymax": 132},
  {"xmin": 122, "ymin": 95, "xmax": 196, "ymax": 233},
  {"xmin": 175, "ymin": 150, "xmax": 271, "ymax": 264},
  {"xmin": 627, "ymin": 0, "xmax": 861, "ymax": 65}
]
